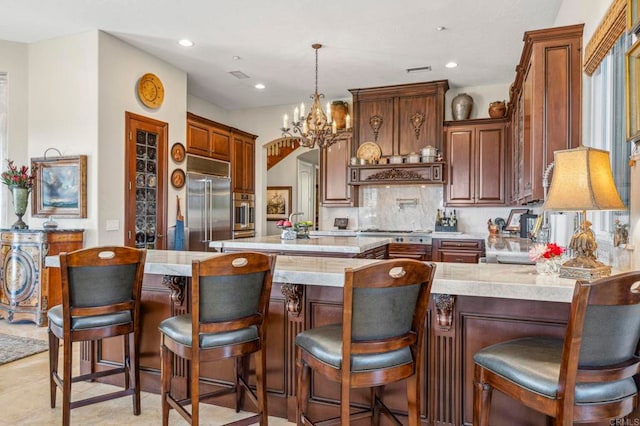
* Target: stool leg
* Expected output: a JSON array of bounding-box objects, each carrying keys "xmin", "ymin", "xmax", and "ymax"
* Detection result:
[
  {"xmin": 371, "ymin": 387, "xmax": 381, "ymax": 425},
  {"xmin": 129, "ymin": 331, "xmax": 141, "ymax": 415},
  {"xmin": 160, "ymin": 340, "xmax": 172, "ymax": 426},
  {"xmin": 296, "ymin": 348, "xmax": 310, "ymax": 426},
  {"xmin": 474, "ymin": 366, "xmax": 493, "ymax": 426},
  {"xmin": 62, "ymin": 337, "xmax": 73, "ymax": 426},
  {"xmin": 407, "ymin": 372, "xmax": 420, "ymax": 426},
  {"xmin": 255, "ymin": 349, "xmax": 268, "ymax": 424},
  {"xmin": 340, "ymin": 380, "xmax": 350, "ymax": 426},
  {"xmin": 48, "ymin": 329, "xmax": 59, "ymax": 408}
]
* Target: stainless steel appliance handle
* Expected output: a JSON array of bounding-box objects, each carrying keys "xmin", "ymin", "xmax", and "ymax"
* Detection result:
[
  {"xmin": 241, "ymin": 202, "xmax": 249, "ymax": 228},
  {"xmin": 203, "ymin": 179, "xmax": 208, "ymax": 242}
]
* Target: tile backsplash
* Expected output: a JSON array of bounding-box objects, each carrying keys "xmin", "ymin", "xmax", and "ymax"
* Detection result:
[{"xmin": 319, "ymin": 185, "xmax": 523, "ymax": 234}]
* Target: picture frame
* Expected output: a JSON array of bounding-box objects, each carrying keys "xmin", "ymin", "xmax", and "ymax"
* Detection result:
[
  {"xmin": 504, "ymin": 208, "xmax": 529, "ymax": 232},
  {"xmin": 266, "ymin": 186, "xmax": 292, "ymax": 221},
  {"xmin": 626, "ymin": 39, "xmax": 640, "ymax": 143},
  {"xmin": 31, "ymin": 155, "xmax": 87, "ymax": 218}
]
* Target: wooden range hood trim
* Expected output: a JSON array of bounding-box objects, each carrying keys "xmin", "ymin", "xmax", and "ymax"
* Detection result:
[{"xmin": 347, "ymin": 162, "xmax": 446, "ymax": 186}]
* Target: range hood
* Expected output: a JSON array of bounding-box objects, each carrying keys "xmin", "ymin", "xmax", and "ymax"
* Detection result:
[{"xmin": 348, "ymin": 162, "xmax": 445, "ymax": 186}]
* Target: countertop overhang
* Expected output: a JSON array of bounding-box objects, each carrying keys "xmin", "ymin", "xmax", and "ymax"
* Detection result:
[
  {"xmin": 209, "ymin": 235, "xmax": 392, "ymax": 253},
  {"xmin": 46, "ymin": 249, "xmax": 579, "ymax": 303}
]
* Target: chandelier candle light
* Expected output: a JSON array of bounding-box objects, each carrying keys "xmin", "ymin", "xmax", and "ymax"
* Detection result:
[{"xmin": 281, "ymin": 44, "xmax": 351, "ymax": 149}]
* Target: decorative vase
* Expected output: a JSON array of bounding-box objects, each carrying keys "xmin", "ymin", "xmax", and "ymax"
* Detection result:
[
  {"xmin": 536, "ymin": 258, "xmax": 561, "ymax": 276},
  {"xmin": 10, "ymin": 186, "xmax": 29, "ymax": 230},
  {"xmin": 488, "ymin": 100, "xmax": 507, "ymax": 118},
  {"xmin": 451, "ymin": 93, "xmax": 474, "ymax": 120}
]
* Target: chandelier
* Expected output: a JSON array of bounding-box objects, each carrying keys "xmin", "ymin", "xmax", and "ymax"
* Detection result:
[{"xmin": 281, "ymin": 43, "xmax": 351, "ymax": 149}]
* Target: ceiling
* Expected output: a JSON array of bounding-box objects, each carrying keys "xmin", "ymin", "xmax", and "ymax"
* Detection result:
[{"xmin": 0, "ymin": 0, "xmax": 563, "ymax": 110}]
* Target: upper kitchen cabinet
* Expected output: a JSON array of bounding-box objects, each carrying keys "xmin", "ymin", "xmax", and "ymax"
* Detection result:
[
  {"xmin": 445, "ymin": 118, "xmax": 509, "ymax": 206},
  {"xmin": 320, "ymin": 132, "xmax": 358, "ymax": 207},
  {"xmin": 349, "ymin": 81, "xmax": 449, "ymax": 155},
  {"xmin": 186, "ymin": 112, "xmax": 231, "ymax": 161},
  {"xmin": 231, "ymin": 130, "xmax": 256, "ymax": 194},
  {"xmin": 509, "ymin": 24, "xmax": 583, "ymax": 204}
]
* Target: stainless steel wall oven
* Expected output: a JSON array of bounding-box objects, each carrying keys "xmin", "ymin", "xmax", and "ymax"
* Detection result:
[{"xmin": 233, "ymin": 192, "xmax": 255, "ymax": 238}]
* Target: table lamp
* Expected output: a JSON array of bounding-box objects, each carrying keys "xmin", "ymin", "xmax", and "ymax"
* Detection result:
[{"xmin": 542, "ymin": 145, "xmax": 626, "ymax": 280}]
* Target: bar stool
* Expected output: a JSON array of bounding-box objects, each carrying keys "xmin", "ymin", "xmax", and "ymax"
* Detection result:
[
  {"xmin": 159, "ymin": 252, "xmax": 276, "ymax": 425},
  {"xmin": 473, "ymin": 271, "xmax": 640, "ymax": 425},
  {"xmin": 48, "ymin": 246, "xmax": 147, "ymax": 426},
  {"xmin": 295, "ymin": 259, "xmax": 436, "ymax": 426}
]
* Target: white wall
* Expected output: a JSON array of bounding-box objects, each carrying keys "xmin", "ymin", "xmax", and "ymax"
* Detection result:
[
  {"xmin": 187, "ymin": 94, "xmax": 229, "ymax": 124},
  {"xmin": 98, "ymin": 31, "xmax": 187, "ymax": 246},
  {"xmin": 28, "ymin": 32, "xmax": 99, "ymax": 242},
  {"xmin": 0, "ymin": 40, "xmax": 28, "ymax": 229}
]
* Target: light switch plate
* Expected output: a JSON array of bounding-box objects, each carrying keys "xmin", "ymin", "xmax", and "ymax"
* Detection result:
[{"xmin": 105, "ymin": 220, "xmax": 119, "ymax": 231}]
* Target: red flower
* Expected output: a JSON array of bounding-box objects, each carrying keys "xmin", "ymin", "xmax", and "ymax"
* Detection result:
[{"xmin": 1, "ymin": 159, "xmax": 37, "ymax": 190}]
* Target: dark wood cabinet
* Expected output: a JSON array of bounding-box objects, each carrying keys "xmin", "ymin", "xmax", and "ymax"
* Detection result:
[
  {"xmin": 0, "ymin": 229, "xmax": 83, "ymax": 326},
  {"xmin": 432, "ymin": 238, "xmax": 485, "ymax": 263},
  {"xmin": 350, "ymin": 81, "xmax": 449, "ymax": 155},
  {"xmin": 231, "ymin": 130, "xmax": 256, "ymax": 194},
  {"xmin": 509, "ymin": 24, "xmax": 583, "ymax": 204},
  {"xmin": 387, "ymin": 243, "xmax": 431, "ymax": 261},
  {"xmin": 445, "ymin": 118, "xmax": 508, "ymax": 206},
  {"xmin": 186, "ymin": 112, "xmax": 231, "ymax": 161},
  {"xmin": 320, "ymin": 132, "xmax": 358, "ymax": 207}
]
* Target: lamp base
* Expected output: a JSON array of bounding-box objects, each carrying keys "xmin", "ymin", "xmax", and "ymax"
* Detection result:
[{"xmin": 559, "ymin": 264, "xmax": 611, "ymax": 281}]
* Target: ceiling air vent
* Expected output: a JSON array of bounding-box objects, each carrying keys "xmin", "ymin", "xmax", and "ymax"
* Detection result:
[
  {"xmin": 229, "ymin": 70, "xmax": 250, "ymax": 79},
  {"xmin": 406, "ymin": 66, "xmax": 432, "ymax": 73}
]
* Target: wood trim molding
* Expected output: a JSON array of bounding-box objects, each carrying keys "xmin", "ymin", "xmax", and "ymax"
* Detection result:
[{"xmin": 584, "ymin": 0, "xmax": 627, "ymax": 75}]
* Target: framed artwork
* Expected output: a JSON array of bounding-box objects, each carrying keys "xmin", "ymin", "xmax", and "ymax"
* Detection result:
[
  {"xmin": 504, "ymin": 208, "xmax": 529, "ymax": 232},
  {"xmin": 266, "ymin": 186, "xmax": 291, "ymax": 221},
  {"xmin": 630, "ymin": 0, "xmax": 640, "ymax": 33},
  {"xmin": 31, "ymin": 155, "xmax": 87, "ymax": 218},
  {"xmin": 626, "ymin": 39, "xmax": 640, "ymax": 142}
]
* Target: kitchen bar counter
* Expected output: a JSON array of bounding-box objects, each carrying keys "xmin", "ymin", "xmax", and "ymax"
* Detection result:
[
  {"xmin": 209, "ymin": 234, "xmax": 391, "ymax": 258},
  {"xmin": 137, "ymin": 250, "xmax": 575, "ymax": 302},
  {"xmin": 52, "ymin": 250, "xmax": 614, "ymax": 425},
  {"xmin": 209, "ymin": 234, "xmax": 390, "ymax": 253}
]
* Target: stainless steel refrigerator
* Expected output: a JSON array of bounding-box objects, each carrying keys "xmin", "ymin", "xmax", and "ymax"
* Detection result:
[{"xmin": 186, "ymin": 155, "xmax": 232, "ymax": 251}]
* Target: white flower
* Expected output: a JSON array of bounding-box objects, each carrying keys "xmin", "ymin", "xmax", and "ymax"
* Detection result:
[{"xmin": 528, "ymin": 243, "xmax": 547, "ymax": 262}]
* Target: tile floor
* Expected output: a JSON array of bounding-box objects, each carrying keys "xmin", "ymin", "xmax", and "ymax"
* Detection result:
[{"xmin": 0, "ymin": 320, "xmax": 294, "ymax": 425}]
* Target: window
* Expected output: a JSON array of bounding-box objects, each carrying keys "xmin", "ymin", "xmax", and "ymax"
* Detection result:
[{"xmin": 587, "ymin": 34, "xmax": 631, "ymax": 238}]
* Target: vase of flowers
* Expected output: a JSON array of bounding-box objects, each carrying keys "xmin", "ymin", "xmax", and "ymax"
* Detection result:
[
  {"xmin": 528, "ymin": 242, "xmax": 565, "ymax": 276},
  {"xmin": 1, "ymin": 160, "xmax": 37, "ymax": 230}
]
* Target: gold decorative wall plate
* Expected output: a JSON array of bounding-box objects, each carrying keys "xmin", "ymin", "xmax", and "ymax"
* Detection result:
[
  {"xmin": 170, "ymin": 169, "xmax": 185, "ymax": 188},
  {"xmin": 137, "ymin": 73, "xmax": 165, "ymax": 109},
  {"xmin": 356, "ymin": 141, "xmax": 382, "ymax": 162},
  {"xmin": 170, "ymin": 142, "xmax": 186, "ymax": 162}
]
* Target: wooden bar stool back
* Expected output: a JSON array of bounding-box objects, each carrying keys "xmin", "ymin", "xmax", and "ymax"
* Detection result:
[
  {"xmin": 48, "ymin": 246, "xmax": 146, "ymax": 426},
  {"xmin": 295, "ymin": 259, "xmax": 436, "ymax": 426},
  {"xmin": 473, "ymin": 271, "xmax": 640, "ymax": 425},
  {"xmin": 159, "ymin": 252, "xmax": 276, "ymax": 425}
]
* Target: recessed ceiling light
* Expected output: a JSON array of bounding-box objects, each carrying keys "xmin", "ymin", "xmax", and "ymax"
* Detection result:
[
  {"xmin": 255, "ymin": 83, "xmax": 266, "ymax": 90},
  {"xmin": 445, "ymin": 62, "xmax": 458, "ymax": 68},
  {"xmin": 436, "ymin": 26, "xmax": 447, "ymax": 31},
  {"xmin": 233, "ymin": 55, "xmax": 241, "ymax": 60},
  {"xmin": 178, "ymin": 39, "xmax": 194, "ymax": 47}
]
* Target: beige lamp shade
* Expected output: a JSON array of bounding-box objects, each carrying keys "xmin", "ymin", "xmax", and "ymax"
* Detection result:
[{"xmin": 542, "ymin": 146, "xmax": 625, "ymax": 212}]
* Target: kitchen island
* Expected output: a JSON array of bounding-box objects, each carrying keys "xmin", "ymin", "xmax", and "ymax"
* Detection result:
[
  {"xmin": 209, "ymin": 234, "xmax": 391, "ymax": 258},
  {"xmin": 49, "ymin": 249, "xmax": 595, "ymax": 425}
]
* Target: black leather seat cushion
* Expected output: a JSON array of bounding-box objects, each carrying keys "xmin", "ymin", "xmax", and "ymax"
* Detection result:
[
  {"xmin": 158, "ymin": 314, "xmax": 258, "ymax": 348},
  {"xmin": 473, "ymin": 337, "xmax": 638, "ymax": 404},
  {"xmin": 295, "ymin": 324, "xmax": 413, "ymax": 372},
  {"xmin": 48, "ymin": 305, "xmax": 131, "ymax": 330}
]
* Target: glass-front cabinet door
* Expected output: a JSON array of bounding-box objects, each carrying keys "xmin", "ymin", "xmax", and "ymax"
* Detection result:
[{"xmin": 125, "ymin": 112, "xmax": 167, "ymax": 249}]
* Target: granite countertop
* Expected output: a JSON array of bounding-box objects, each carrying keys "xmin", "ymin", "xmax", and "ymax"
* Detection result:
[
  {"xmin": 209, "ymin": 235, "xmax": 392, "ymax": 254},
  {"xmin": 46, "ymin": 249, "xmax": 579, "ymax": 303},
  {"xmin": 484, "ymin": 235, "xmax": 536, "ymax": 263}
]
